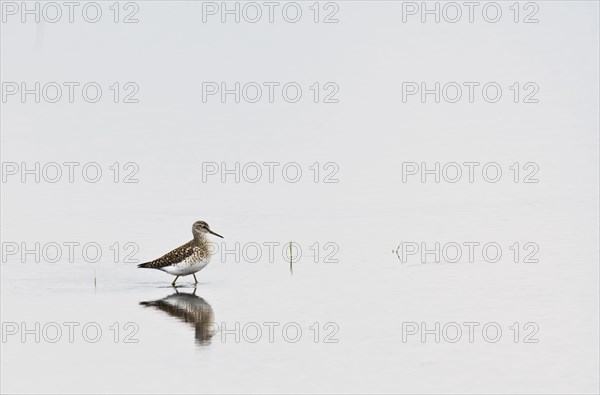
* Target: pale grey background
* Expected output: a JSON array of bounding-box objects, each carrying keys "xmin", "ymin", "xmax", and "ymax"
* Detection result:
[{"xmin": 1, "ymin": 1, "xmax": 599, "ymax": 394}]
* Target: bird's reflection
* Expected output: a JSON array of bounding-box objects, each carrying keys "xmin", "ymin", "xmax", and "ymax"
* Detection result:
[{"xmin": 140, "ymin": 288, "xmax": 215, "ymax": 346}]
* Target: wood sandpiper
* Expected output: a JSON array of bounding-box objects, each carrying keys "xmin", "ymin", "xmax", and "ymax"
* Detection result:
[{"xmin": 138, "ymin": 220, "xmax": 223, "ymax": 286}]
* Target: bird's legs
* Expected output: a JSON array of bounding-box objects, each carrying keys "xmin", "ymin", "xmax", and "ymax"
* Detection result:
[
  {"xmin": 171, "ymin": 276, "xmax": 179, "ymax": 287},
  {"xmin": 193, "ymin": 274, "xmax": 198, "ymax": 284}
]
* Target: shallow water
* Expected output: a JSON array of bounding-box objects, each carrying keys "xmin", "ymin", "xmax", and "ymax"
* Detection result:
[{"xmin": 1, "ymin": 256, "xmax": 598, "ymax": 393}]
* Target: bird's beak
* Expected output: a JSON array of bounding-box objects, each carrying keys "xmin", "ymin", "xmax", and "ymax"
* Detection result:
[{"xmin": 208, "ymin": 229, "xmax": 224, "ymax": 239}]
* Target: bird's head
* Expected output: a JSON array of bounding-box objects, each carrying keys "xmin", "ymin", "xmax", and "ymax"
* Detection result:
[{"xmin": 192, "ymin": 221, "xmax": 223, "ymax": 239}]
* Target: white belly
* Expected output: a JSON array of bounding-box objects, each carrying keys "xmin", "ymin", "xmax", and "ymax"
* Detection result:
[{"xmin": 160, "ymin": 256, "xmax": 211, "ymax": 276}]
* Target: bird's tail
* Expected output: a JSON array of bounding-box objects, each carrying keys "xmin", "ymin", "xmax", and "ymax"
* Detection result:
[{"xmin": 137, "ymin": 262, "xmax": 153, "ymax": 268}]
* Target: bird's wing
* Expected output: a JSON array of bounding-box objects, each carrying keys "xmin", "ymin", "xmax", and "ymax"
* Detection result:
[{"xmin": 138, "ymin": 241, "xmax": 196, "ymax": 269}]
